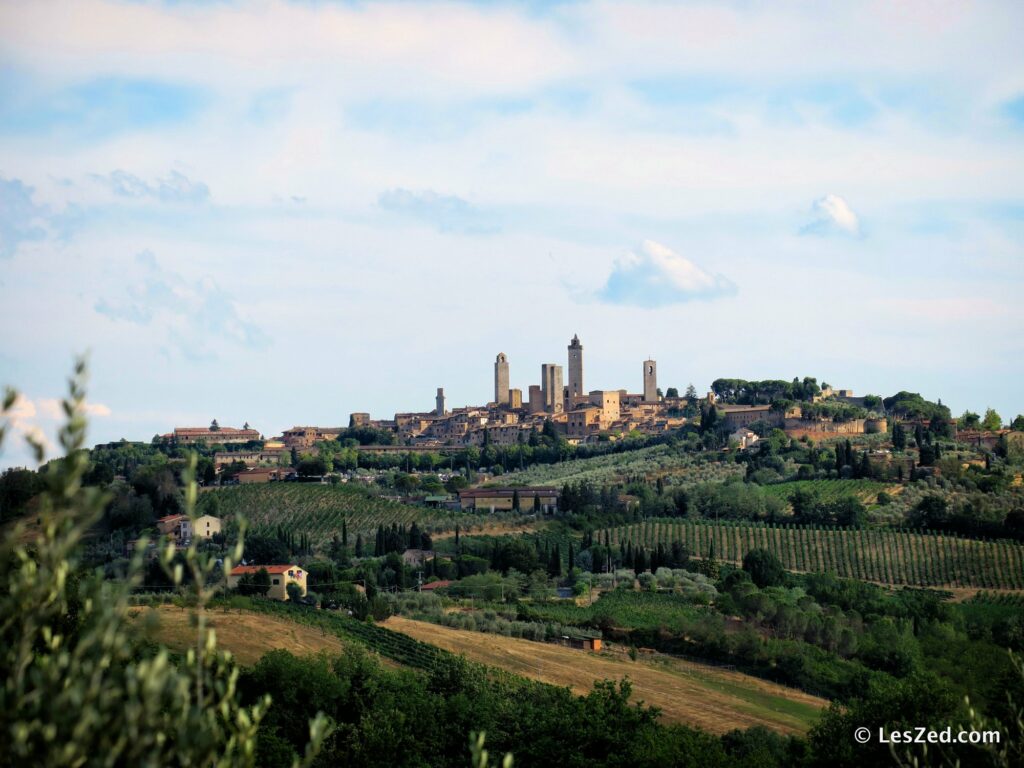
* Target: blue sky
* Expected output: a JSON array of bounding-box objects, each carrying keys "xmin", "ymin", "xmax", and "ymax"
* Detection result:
[{"xmin": 1, "ymin": 0, "xmax": 1023, "ymax": 466}]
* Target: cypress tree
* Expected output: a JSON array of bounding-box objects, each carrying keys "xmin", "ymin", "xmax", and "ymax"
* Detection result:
[
  {"xmin": 342, "ymin": 519, "xmax": 348, "ymax": 546},
  {"xmin": 549, "ymin": 543, "xmax": 562, "ymax": 577},
  {"xmin": 355, "ymin": 533, "xmax": 364, "ymax": 558},
  {"xmin": 568, "ymin": 542, "xmax": 576, "ymax": 572}
]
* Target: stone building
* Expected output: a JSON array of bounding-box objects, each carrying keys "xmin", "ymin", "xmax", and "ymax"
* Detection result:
[
  {"xmin": 169, "ymin": 426, "xmax": 261, "ymax": 445},
  {"xmin": 494, "ymin": 353, "xmax": 510, "ymax": 405},
  {"xmin": 528, "ymin": 385, "xmax": 545, "ymax": 414},
  {"xmin": 508, "ymin": 388, "xmax": 523, "ymax": 409},
  {"xmin": 435, "ymin": 387, "xmax": 446, "ymax": 416},
  {"xmin": 643, "ymin": 359, "xmax": 658, "ymax": 402},
  {"xmin": 541, "ymin": 363, "xmax": 564, "ymax": 414},
  {"xmin": 567, "ymin": 334, "xmax": 584, "ymax": 399}
]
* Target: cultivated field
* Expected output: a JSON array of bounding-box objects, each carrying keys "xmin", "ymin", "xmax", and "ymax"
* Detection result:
[
  {"xmin": 761, "ymin": 479, "xmax": 901, "ymax": 506},
  {"xmin": 384, "ymin": 616, "xmax": 826, "ymax": 735},
  {"xmin": 494, "ymin": 445, "xmax": 743, "ymax": 488},
  {"xmin": 604, "ymin": 519, "xmax": 1024, "ymax": 590},
  {"xmin": 208, "ymin": 483, "xmax": 494, "ymax": 547},
  {"xmin": 132, "ymin": 604, "xmax": 345, "ymax": 665}
]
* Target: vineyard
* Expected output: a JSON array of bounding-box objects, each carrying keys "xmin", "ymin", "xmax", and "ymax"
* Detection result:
[
  {"xmin": 494, "ymin": 445, "xmax": 743, "ymax": 488},
  {"xmin": 761, "ymin": 479, "xmax": 899, "ymax": 506},
  {"xmin": 601, "ymin": 519, "xmax": 1024, "ymax": 590},
  {"xmin": 208, "ymin": 483, "xmax": 491, "ymax": 547}
]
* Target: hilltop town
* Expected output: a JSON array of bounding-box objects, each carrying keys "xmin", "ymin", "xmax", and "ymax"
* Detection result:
[{"xmin": 159, "ymin": 334, "xmax": 939, "ymax": 487}]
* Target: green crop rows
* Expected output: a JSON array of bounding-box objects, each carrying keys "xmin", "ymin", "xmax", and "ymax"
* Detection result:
[
  {"xmin": 601, "ymin": 518, "xmax": 1024, "ymax": 590},
  {"xmin": 761, "ymin": 479, "xmax": 898, "ymax": 506},
  {"xmin": 208, "ymin": 483, "xmax": 487, "ymax": 546}
]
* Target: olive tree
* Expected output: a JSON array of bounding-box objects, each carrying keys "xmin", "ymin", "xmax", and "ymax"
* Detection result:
[{"xmin": 0, "ymin": 362, "xmax": 330, "ymax": 767}]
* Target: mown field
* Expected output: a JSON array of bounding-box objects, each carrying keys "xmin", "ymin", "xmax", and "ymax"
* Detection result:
[
  {"xmin": 494, "ymin": 445, "xmax": 743, "ymax": 488},
  {"xmin": 132, "ymin": 604, "xmax": 345, "ymax": 665},
  {"xmin": 384, "ymin": 615, "xmax": 826, "ymax": 735},
  {"xmin": 603, "ymin": 518, "xmax": 1024, "ymax": 590},
  {"xmin": 208, "ymin": 483, "xmax": 493, "ymax": 546}
]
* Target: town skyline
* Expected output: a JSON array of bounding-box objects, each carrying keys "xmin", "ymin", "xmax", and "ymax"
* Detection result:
[
  {"xmin": 6, "ymin": 326, "xmax": 1012, "ymax": 471},
  {"xmin": 2, "ymin": 1, "xmax": 1023, "ymax": 468}
]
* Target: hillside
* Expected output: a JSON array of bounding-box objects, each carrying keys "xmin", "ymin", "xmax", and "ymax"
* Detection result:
[
  {"xmin": 492, "ymin": 444, "xmax": 744, "ymax": 488},
  {"xmin": 605, "ymin": 519, "xmax": 1024, "ymax": 590},
  {"xmin": 132, "ymin": 604, "xmax": 346, "ymax": 665},
  {"xmin": 206, "ymin": 483, "xmax": 495, "ymax": 547},
  {"xmin": 383, "ymin": 615, "xmax": 826, "ymax": 735}
]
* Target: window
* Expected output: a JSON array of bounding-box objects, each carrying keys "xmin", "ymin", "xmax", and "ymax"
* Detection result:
[{"xmin": 272, "ymin": 578, "xmax": 280, "ymax": 585}]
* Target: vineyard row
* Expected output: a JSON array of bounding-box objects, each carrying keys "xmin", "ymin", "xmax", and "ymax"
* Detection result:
[{"xmin": 601, "ymin": 519, "xmax": 1024, "ymax": 590}]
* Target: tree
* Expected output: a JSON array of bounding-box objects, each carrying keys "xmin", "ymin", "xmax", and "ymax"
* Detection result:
[
  {"xmin": 665, "ymin": 387, "xmax": 679, "ymax": 398},
  {"xmin": 244, "ymin": 534, "xmax": 290, "ymax": 564},
  {"xmin": 0, "ymin": 467, "xmax": 43, "ymax": 522},
  {"xmin": 342, "ymin": 518, "xmax": 348, "ymax": 546},
  {"xmin": 0, "ymin": 367, "xmax": 329, "ymax": 767},
  {"xmin": 982, "ymin": 408, "xmax": 1003, "ymax": 431},
  {"xmin": 1012, "ymin": 415, "xmax": 1024, "ymax": 431},
  {"xmin": 960, "ymin": 410, "xmax": 981, "ymax": 429},
  {"xmin": 238, "ymin": 568, "xmax": 272, "ymax": 597},
  {"xmin": 210, "ymin": 418, "xmax": 220, "ymax": 431},
  {"xmin": 512, "ymin": 489, "xmax": 520, "ymax": 512},
  {"xmin": 286, "ymin": 582, "xmax": 304, "ymax": 603},
  {"xmin": 548, "ymin": 543, "xmax": 562, "ymax": 577},
  {"xmin": 742, "ymin": 548, "xmax": 785, "ymax": 588},
  {"xmin": 354, "ymin": 533, "xmax": 364, "ymax": 558},
  {"xmin": 892, "ymin": 421, "xmax": 907, "ymax": 451}
]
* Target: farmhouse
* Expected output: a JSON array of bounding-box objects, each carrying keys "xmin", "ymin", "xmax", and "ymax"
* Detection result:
[
  {"xmin": 228, "ymin": 564, "xmax": 307, "ymax": 601},
  {"xmin": 458, "ymin": 486, "xmax": 559, "ymax": 512}
]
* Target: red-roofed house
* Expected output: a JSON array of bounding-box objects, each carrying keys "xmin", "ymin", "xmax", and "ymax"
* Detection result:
[{"xmin": 228, "ymin": 564, "xmax": 307, "ymax": 601}]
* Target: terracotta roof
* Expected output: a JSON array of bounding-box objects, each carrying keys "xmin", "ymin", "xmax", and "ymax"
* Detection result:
[
  {"xmin": 459, "ymin": 486, "xmax": 558, "ymax": 497},
  {"xmin": 421, "ymin": 580, "xmax": 452, "ymax": 590},
  {"xmin": 230, "ymin": 564, "xmax": 302, "ymax": 575},
  {"xmin": 158, "ymin": 514, "xmax": 184, "ymax": 523}
]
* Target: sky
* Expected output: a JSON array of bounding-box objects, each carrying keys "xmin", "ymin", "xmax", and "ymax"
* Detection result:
[{"xmin": 2, "ymin": 0, "xmax": 1024, "ymax": 468}]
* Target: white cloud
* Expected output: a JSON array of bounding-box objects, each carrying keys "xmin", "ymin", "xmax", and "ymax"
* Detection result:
[
  {"xmin": 36, "ymin": 398, "xmax": 112, "ymax": 419},
  {"xmin": 597, "ymin": 240, "xmax": 736, "ymax": 307},
  {"xmin": 93, "ymin": 170, "xmax": 209, "ymax": 204},
  {"xmin": 802, "ymin": 194, "xmax": 861, "ymax": 236}
]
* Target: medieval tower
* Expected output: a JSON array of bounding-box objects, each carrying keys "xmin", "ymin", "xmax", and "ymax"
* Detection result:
[
  {"xmin": 541, "ymin": 363, "xmax": 564, "ymax": 413},
  {"xmin": 435, "ymin": 387, "xmax": 446, "ymax": 416},
  {"xmin": 494, "ymin": 353, "xmax": 510, "ymax": 405},
  {"xmin": 643, "ymin": 359, "xmax": 658, "ymax": 402},
  {"xmin": 567, "ymin": 334, "xmax": 584, "ymax": 399}
]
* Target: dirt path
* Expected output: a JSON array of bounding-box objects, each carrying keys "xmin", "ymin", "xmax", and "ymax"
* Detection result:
[{"xmin": 384, "ymin": 616, "xmax": 826, "ymax": 735}]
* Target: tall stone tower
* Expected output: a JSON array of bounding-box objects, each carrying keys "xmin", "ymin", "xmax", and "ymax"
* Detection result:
[
  {"xmin": 541, "ymin": 363, "xmax": 564, "ymax": 413},
  {"xmin": 567, "ymin": 334, "xmax": 584, "ymax": 399},
  {"xmin": 435, "ymin": 387, "xmax": 446, "ymax": 416},
  {"xmin": 643, "ymin": 360, "xmax": 658, "ymax": 402},
  {"xmin": 494, "ymin": 353, "xmax": 510, "ymax": 405}
]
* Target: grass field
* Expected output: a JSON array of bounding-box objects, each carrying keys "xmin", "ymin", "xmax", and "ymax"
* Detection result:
[
  {"xmin": 603, "ymin": 518, "xmax": 1024, "ymax": 590},
  {"xmin": 132, "ymin": 604, "xmax": 345, "ymax": 665},
  {"xmin": 206, "ymin": 483, "xmax": 496, "ymax": 547},
  {"xmin": 384, "ymin": 615, "xmax": 825, "ymax": 735}
]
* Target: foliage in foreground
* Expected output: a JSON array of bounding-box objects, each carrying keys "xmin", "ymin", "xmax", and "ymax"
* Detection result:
[{"xmin": 0, "ymin": 363, "xmax": 329, "ymax": 767}]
